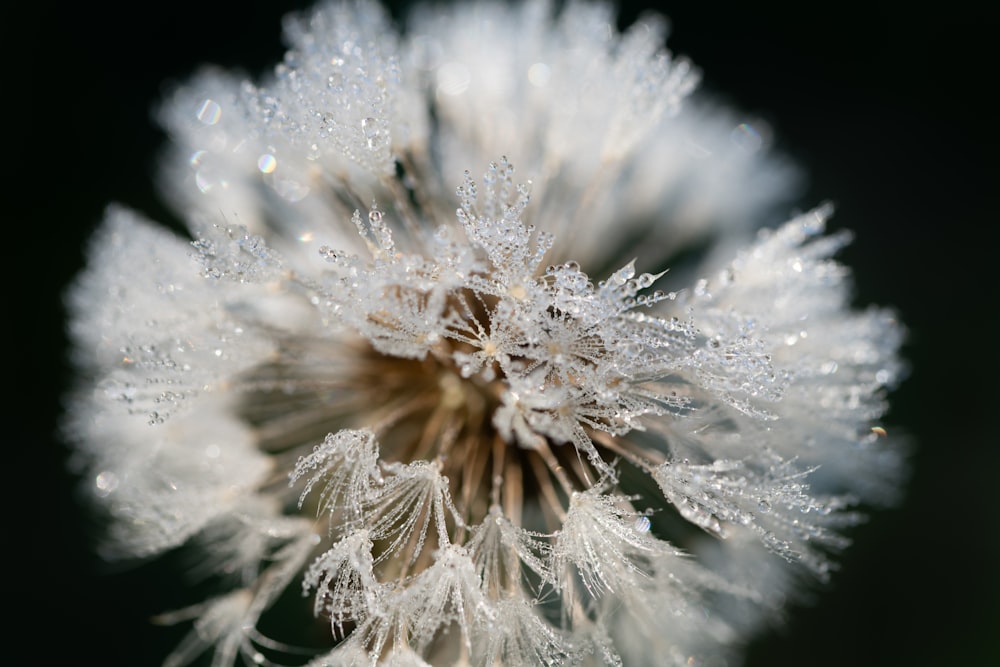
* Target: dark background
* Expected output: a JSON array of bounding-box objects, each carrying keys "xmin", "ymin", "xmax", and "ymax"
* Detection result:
[{"xmin": 19, "ymin": 1, "xmax": 996, "ymax": 665}]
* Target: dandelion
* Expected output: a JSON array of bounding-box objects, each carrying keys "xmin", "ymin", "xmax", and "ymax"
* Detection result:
[{"xmin": 65, "ymin": 1, "xmax": 905, "ymax": 665}]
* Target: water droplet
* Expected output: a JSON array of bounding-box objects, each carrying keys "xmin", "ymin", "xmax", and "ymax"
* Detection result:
[
  {"xmin": 730, "ymin": 122, "xmax": 763, "ymax": 153},
  {"xmin": 194, "ymin": 166, "xmax": 218, "ymax": 193},
  {"xmin": 757, "ymin": 499, "xmax": 771, "ymax": 513},
  {"xmin": 257, "ymin": 153, "xmax": 277, "ymax": 174},
  {"xmin": 188, "ymin": 149, "xmax": 207, "ymax": 167},
  {"xmin": 196, "ymin": 99, "xmax": 222, "ymax": 125},
  {"xmin": 634, "ymin": 516, "xmax": 652, "ymax": 533},
  {"xmin": 95, "ymin": 471, "xmax": 119, "ymax": 497},
  {"xmin": 361, "ymin": 117, "xmax": 381, "ymax": 149},
  {"xmin": 319, "ymin": 246, "xmax": 349, "ymax": 263}
]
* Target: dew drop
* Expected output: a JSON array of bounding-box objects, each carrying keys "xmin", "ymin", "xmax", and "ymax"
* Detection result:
[
  {"xmin": 95, "ymin": 471, "xmax": 119, "ymax": 497},
  {"xmin": 257, "ymin": 153, "xmax": 277, "ymax": 174},
  {"xmin": 196, "ymin": 99, "xmax": 222, "ymax": 125},
  {"xmin": 361, "ymin": 117, "xmax": 382, "ymax": 149},
  {"xmin": 194, "ymin": 166, "xmax": 217, "ymax": 193},
  {"xmin": 730, "ymin": 122, "xmax": 763, "ymax": 153}
]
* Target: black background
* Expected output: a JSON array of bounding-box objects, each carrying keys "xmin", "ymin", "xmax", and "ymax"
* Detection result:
[{"xmin": 19, "ymin": 1, "xmax": 997, "ymax": 665}]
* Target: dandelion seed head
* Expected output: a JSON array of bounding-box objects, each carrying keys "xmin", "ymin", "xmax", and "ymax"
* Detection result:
[{"xmin": 65, "ymin": 1, "xmax": 905, "ymax": 665}]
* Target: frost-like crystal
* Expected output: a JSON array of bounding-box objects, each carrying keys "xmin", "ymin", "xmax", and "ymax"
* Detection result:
[{"xmin": 65, "ymin": 1, "xmax": 904, "ymax": 666}]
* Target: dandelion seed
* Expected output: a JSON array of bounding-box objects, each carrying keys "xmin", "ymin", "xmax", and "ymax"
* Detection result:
[{"xmin": 65, "ymin": 1, "xmax": 905, "ymax": 665}]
